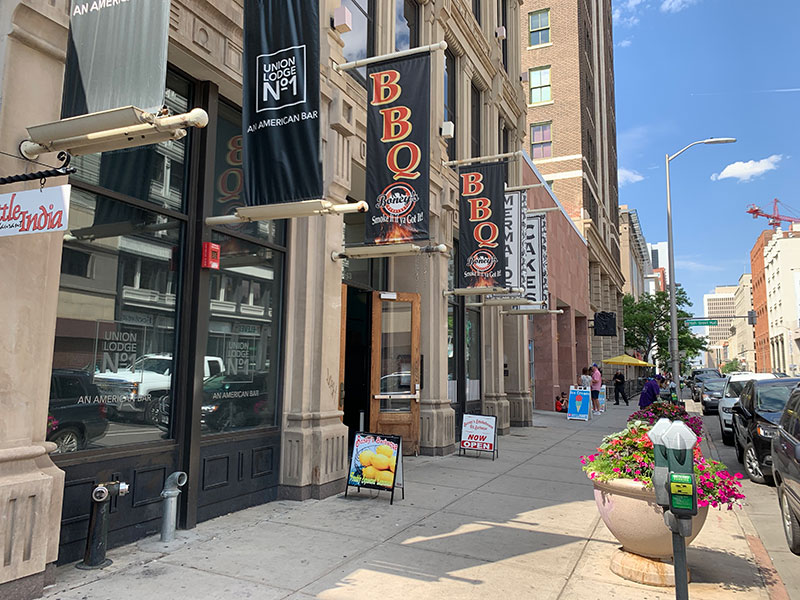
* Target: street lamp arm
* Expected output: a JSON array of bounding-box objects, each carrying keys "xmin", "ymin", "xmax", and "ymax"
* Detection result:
[{"xmin": 668, "ymin": 140, "xmax": 705, "ymax": 162}]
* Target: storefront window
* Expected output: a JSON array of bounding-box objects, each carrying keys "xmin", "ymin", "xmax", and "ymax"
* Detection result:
[
  {"xmin": 340, "ymin": 0, "xmax": 375, "ymax": 83},
  {"xmin": 341, "ymin": 211, "xmax": 386, "ymax": 290},
  {"xmin": 201, "ymin": 234, "xmax": 283, "ymax": 434},
  {"xmin": 71, "ymin": 72, "xmax": 192, "ymax": 212},
  {"xmin": 50, "ymin": 188, "xmax": 183, "ymax": 453}
]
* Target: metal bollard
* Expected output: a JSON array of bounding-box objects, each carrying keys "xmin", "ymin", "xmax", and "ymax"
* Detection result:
[
  {"xmin": 160, "ymin": 471, "xmax": 187, "ymax": 542},
  {"xmin": 76, "ymin": 481, "xmax": 130, "ymax": 570}
]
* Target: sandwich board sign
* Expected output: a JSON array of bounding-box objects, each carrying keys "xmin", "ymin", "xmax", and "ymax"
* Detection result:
[
  {"xmin": 459, "ymin": 414, "xmax": 498, "ymax": 459},
  {"xmin": 345, "ymin": 432, "xmax": 404, "ymax": 504},
  {"xmin": 567, "ymin": 386, "xmax": 591, "ymax": 421},
  {"xmin": 598, "ymin": 385, "xmax": 607, "ymax": 413}
]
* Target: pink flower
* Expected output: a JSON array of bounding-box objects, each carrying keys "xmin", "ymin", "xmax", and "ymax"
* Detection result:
[{"xmin": 734, "ymin": 473, "xmax": 744, "ymax": 479}]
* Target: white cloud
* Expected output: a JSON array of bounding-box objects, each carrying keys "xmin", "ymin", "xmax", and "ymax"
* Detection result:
[
  {"xmin": 710, "ymin": 155, "xmax": 782, "ymax": 183},
  {"xmin": 660, "ymin": 0, "xmax": 699, "ymax": 12},
  {"xmin": 617, "ymin": 39, "xmax": 633, "ymax": 48},
  {"xmin": 618, "ymin": 168, "xmax": 644, "ymax": 186},
  {"xmin": 675, "ymin": 259, "xmax": 724, "ymax": 272}
]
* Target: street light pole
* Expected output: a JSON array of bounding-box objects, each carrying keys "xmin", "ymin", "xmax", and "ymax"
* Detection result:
[{"xmin": 665, "ymin": 138, "xmax": 736, "ymax": 394}]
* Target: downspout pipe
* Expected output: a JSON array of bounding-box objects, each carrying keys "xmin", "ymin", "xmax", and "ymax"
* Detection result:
[{"xmin": 160, "ymin": 471, "xmax": 188, "ymax": 542}]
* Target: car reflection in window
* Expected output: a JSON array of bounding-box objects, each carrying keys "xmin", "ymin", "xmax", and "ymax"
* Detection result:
[
  {"xmin": 48, "ymin": 369, "xmax": 110, "ymax": 454},
  {"xmin": 380, "ymin": 371, "xmax": 411, "ymax": 394},
  {"xmin": 201, "ymin": 372, "xmax": 274, "ymax": 432}
]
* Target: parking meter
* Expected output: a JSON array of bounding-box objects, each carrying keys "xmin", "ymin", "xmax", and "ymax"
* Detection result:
[
  {"xmin": 663, "ymin": 421, "xmax": 698, "ymax": 520},
  {"xmin": 646, "ymin": 418, "xmax": 672, "ymax": 508}
]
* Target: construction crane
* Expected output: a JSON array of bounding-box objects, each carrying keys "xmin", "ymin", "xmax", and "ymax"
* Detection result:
[{"xmin": 746, "ymin": 198, "xmax": 800, "ymax": 228}]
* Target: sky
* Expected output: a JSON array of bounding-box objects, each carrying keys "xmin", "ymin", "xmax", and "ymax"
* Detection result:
[{"xmin": 612, "ymin": 0, "xmax": 800, "ymax": 317}]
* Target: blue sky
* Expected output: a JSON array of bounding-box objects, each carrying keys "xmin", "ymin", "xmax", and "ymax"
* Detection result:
[{"xmin": 613, "ymin": 0, "xmax": 800, "ymax": 316}]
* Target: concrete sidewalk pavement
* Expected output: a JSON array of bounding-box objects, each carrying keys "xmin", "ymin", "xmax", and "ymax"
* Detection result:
[{"xmin": 44, "ymin": 404, "xmax": 775, "ymax": 599}]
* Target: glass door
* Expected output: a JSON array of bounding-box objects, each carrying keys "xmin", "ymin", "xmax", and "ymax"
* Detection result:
[{"xmin": 370, "ymin": 291, "xmax": 421, "ymax": 455}]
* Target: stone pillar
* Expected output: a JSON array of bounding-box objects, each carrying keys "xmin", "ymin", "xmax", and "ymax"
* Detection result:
[
  {"xmin": 532, "ymin": 313, "xmax": 559, "ymax": 411},
  {"xmin": 504, "ymin": 314, "xmax": 532, "ymax": 426},
  {"xmin": 575, "ymin": 315, "xmax": 590, "ymax": 375},
  {"xmin": 482, "ymin": 306, "xmax": 510, "ymax": 433},
  {"xmin": 590, "ymin": 262, "xmax": 603, "ymax": 362},
  {"xmin": 0, "ymin": 4, "xmax": 69, "ymax": 598},
  {"xmin": 601, "ymin": 274, "xmax": 612, "ymax": 359},
  {"xmin": 557, "ymin": 308, "xmax": 576, "ymax": 394},
  {"xmin": 280, "ymin": 214, "xmax": 349, "ymax": 500}
]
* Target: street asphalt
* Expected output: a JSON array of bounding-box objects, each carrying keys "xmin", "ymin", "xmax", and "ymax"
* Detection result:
[{"xmin": 44, "ymin": 397, "xmax": 784, "ymax": 600}]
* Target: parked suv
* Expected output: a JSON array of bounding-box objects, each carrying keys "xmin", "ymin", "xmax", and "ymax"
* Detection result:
[
  {"xmin": 690, "ymin": 368, "xmax": 722, "ymax": 399},
  {"xmin": 718, "ymin": 372, "xmax": 777, "ymax": 445},
  {"xmin": 48, "ymin": 369, "xmax": 109, "ymax": 454},
  {"xmin": 699, "ymin": 378, "xmax": 726, "ymax": 414},
  {"xmin": 733, "ymin": 378, "xmax": 800, "ymax": 483},
  {"xmin": 771, "ymin": 384, "xmax": 800, "ymax": 554}
]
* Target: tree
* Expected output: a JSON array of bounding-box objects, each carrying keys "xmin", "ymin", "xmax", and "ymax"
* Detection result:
[
  {"xmin": 622, "ymin": 290, "xmax": 707, "ymax": 373},
  {"xmin": 721, "ymin": 359, "xmax": 741, "ymax": 374}
]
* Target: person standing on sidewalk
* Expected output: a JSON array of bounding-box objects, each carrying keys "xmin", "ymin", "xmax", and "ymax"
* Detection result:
[
  {"xmin": 580, "ymin": 367, "xmax": 592, "ymax": 389},
  {"xmin": 639, "ymin": 375, "xmax": 663, "ymax": 409},
  {"xmin": 590, "ymin": 365, "xmax": 602, "ymax": 415},
  {"xmin": 612, "ymin": 370, "xmax": 628, "ymax": 406}
]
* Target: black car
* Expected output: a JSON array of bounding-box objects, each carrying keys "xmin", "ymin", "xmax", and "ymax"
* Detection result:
[
  {"xmin": 771, "ymin": 384, "xmax": 800, "ymax": 554},
  {"xmin": 691, "ymin": 369, "xmax": 723, "ymax": 401},
  {"xmin": 200, "ymin": 372, "xmax": 275, "ymax": 432},
  {"xmin": 48, "ymin": 369, "xmax": 110, "ymax": 454},
  {"xmin": 732, "ymin": 378, "xmax": 800, "ymax": 484},
  {"xmin": 699, "ymin": 378, "xmax": 726, "ymax": 415}
]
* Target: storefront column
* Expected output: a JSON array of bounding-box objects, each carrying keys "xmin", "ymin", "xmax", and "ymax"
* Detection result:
[
  {"xmin": 482, "ymin": 306, "xmax": 510, "ymax": 433},
  {"xmin": 532, "ymin": 313, "xmax": 559, "ymax": 410},
  {"xmin": 575, "ymin": 315, "xmax": 590, "ymax": 376},
  {"xmin": 504, "ymin": 314, "xmax": 532, "ymax": 426},
  {"xmin": 0, "ymin": 4, "xmax": 68, "ymax": 596},
  {"xmin": 279, "ymin": 214, "xmax": 349, "ymax": 500},
  {"xmin": 557, "ymin": 307, "xmax": 577, "ymax": 396}
]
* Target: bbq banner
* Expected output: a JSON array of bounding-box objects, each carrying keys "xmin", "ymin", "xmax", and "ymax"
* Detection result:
[
  {"xmin": 365, "ymin": 53, "xmax": 431, "ymax": 244},
  {"xmin": 63, "ymin": 0, "xmax": 169, "ymax": 118},
  {"xmin": 243, "ymin": 0, "xmax": 322, "ymax": 206},
  {"xmin": 458, "ymin": 162, "xmax": 507, "ymax": 289}
]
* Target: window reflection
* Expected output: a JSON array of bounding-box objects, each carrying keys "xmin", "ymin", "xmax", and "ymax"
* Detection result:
[
  {"xmin": 341, "ymin": 0, "xmax": 374, "ymax": 82},
  {"xmin": 395, "ymin": 0, "xmax": 418, "ymax": 51},
  {"xmin": 202, "ymin": 234, "xmax": 283, "ymax": 433}
]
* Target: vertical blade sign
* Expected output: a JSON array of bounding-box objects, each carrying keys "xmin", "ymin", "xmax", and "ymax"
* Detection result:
[
  {"xmin": 243, "ymin": 0, "xmax": 322, "ymax": 205},
  {"xmin": 458, "ymin": 162, "xmax": 507, "ymax": 289},
  {"xmin": 365, "ymin": 53, "xmax": 431, "ymax": 244}
]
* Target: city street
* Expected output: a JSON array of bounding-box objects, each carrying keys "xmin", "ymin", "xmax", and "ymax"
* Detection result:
[
  {"xmin": 692, "ymin": 394, "xmax": 800, "ymax": 599},
  {"xmin": 45, "ymin": 401, "xmax": 779, "ymax": 600}
]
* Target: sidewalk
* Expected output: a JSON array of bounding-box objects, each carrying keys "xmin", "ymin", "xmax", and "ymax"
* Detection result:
[{"xmin": 45, "ymin": 404, "xmax": 773, "ymax": 600}]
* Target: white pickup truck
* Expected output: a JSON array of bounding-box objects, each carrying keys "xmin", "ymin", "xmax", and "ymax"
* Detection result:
[{"xmin": 94, "ymin": 354, "xmax": 224, "ymax": 422}]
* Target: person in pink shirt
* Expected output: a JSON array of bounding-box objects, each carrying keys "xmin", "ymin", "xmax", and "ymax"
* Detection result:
[{"xmin": 590, "ymin": 365, "xmax": 602, "ymax": 415}]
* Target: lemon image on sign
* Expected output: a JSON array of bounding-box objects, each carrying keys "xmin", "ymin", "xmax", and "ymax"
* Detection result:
[
  {"xmin": 371, "ymin": 453, "xmax": 390, "ymax": 471},
  {"xmin": 377, "ymin": 470, "xmax": 394, "ymax": 484},
  {"xmin": 359, "ymin": 450, "xmax": 376, "ymax": 467},
  {"xmin": 389, "ymin": 457, "xmax": 396, "ymax": 473},
  {"xmin": 362, "ymin": 466, "xmax": 378, "ymax": 481},
  {"xmin": 375, "ymin": 444, "xmax": 393, "ymax": 457}
]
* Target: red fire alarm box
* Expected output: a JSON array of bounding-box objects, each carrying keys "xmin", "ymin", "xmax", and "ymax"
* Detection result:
[{"xmin": 202, "ymin": 242, "xmax": 220, "ymax": 270}]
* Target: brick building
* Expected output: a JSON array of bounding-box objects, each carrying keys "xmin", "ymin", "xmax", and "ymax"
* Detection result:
[
  {"xmin": 518, "ymin": 0, "xmax": 624, "ymax": 363},
  {"xmin": 750, "ymin": 229, "xmax": 779, "ymax": 372}
]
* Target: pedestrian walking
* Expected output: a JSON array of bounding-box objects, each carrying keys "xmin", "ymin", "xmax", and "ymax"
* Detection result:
[
  {"xmin": 580, "ymin": 367, "xmax": 592, "ymax": 389},
  {"xmin": 590, "ymin": 365, "xmax": 602, "ymax": 415},
  {"xmin": 612, "ymin": 370, "xmax": 628, "ymax": 406},
  {"xmin": 639, "ymin": 375, "xmax": 664, "ymax": 410}
]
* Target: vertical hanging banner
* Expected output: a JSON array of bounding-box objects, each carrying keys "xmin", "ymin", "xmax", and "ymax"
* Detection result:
[
  {"xmin": 62, "ymin": 0, "xmax": 170, "ymax": 118},
  {"xmin": 524, "ymin": 212, "xmax": 549, "ymax": 303},
  {"xmin": 243, "ymin": 0, "xmax": 322, "ymax": 205},
  {"xmin": 458, "ymin": 162, "xmax": 507, "ymax": 289},
  {"xmin": 365, "ymin": 53, "xmax": 431, "ymax": 244},
  {"xmin": 502, "ymin": 190, "xmax": 526, "ymax": 292}
]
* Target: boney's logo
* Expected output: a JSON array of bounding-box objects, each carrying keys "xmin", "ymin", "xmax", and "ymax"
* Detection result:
[
  {"xmin": 467, "ymin": 249, "xmax": 498, "ymax": 273},
  {"xmin": 376, "ymin": 182, "xmax": 419, "ymax": 218},
  {"xmin": 256, "ymin": 45, "xmax": 307, "ymax": 112}
]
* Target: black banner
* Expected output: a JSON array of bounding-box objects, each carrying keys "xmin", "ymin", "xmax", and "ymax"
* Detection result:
[
  {"xmin": 63, "ymin": 0, "xmax": 169, "ymax": 118},
  {"xmin": 458, "ymin": 162, "xmax": 507, "ymax": 289},
  {"xmin": 242, "ymin": 0, "xmax": 322, "ymax": 206},
  {"xmin": 365, "ymin": 53, "xmax": 430, "ymax": 244}
]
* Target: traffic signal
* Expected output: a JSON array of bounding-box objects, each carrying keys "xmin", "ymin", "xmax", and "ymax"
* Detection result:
[{"xmin": 747, "ymin": 310, "xmax": 757, "ymax": 325}]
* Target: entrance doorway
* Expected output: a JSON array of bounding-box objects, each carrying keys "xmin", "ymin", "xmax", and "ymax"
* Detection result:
[{"xmin": 342, "ymin": 285, "xmax": 372, "ymax": 449}]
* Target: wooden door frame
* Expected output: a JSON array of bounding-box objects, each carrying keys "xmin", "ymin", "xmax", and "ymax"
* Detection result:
[{"xmin": 370, "ymin": 291, "xmax": 421, "ymax": 454}]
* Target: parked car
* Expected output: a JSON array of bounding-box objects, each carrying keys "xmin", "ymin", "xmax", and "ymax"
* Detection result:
[
  {"xmin": 718, "ymin": 372, "xmax": 777, "ymax": 445},
  {"xmin": 700, "ymin": 378, "xmax": 726, "ymax": 414},
  {"xmin": 48, "ymin": 369, "xmax": 109, "ymax": 454},
  {"xmin": 771, "ymin": 384, "xmax": 800, "ymax": 554},
  {"xmin": 691, "ymin": 369, "xmax": 723, "ymax": 400},
  {"xmin": 200, "ymin": 371, "xmax": 274, "ymax": 432},
  {"xmin": 732, "ymin": 378, "xmax": 800, "ymax": 483}
]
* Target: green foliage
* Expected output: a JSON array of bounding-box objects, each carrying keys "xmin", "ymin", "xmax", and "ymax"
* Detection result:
[
  {"xmin": 721, "ymin": 359, "xmax": 742, "ymax": 374},
  {"xmin": 622, "ymin": 290, "xmax": 707, "ymax": 373}
]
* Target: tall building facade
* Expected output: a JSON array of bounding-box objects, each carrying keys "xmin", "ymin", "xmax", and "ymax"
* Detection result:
[
  {"xmin": 647, "ymin": 241, "xmax": 670, "ymax": 285},
  {"xmin": 751, "ymin": 230, "xmax": 776, "ymax": 372},
  {"xmin": 519, "ymin": 0, "xmax": 624, "ymax": 362},
  {"xmin": 619, "ymin": 205, "xmax": 651, "ymax": 300},
  {"xmin": 764, "ymin": 226, "xmax": 800, "ymax": 376},
  {"xmin": 0, "ymin": 1, "xmax": 536, "ymax": 595},
  {"xmin": 729, "ymin": 273, "xmax": 755, "ymax": 371},
  {"xmin": 703, "ymin": 286, "xmax": 736, "ymax": 367}
]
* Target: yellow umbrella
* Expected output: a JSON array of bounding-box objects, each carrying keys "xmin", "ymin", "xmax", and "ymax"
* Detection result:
[{"xmin": 602, "ymin": 354, "xmax": 655, "ymax": 367}]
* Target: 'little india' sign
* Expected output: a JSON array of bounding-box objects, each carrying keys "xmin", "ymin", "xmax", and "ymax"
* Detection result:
[{"xmin": 0, "ymin": 186, "xmax": 70, "ymax": 238}]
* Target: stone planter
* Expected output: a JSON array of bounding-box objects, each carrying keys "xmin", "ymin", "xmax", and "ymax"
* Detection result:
[{"xmin": 593, "ymin": 478, "xmax": 708, "ymax": 559}]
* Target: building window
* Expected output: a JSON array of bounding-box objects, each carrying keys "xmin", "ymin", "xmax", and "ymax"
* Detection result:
[
  {"xmin": 499, "ymin": 0, "xmax": 508, "ymax": 70},
  {"xmin": 529, "ymin": 9, "xmax": 550, "ymax": 47},
  {"xmin": 472, "ymin": 0, "xmax": 481, "ymax": 24},
  {"xmin": 471, "ymin": 84, "xmax": 481, "ymax": 158},
  {"xmin": 530, "ymin": 122, "xmax": 552, "ymax": 158},
  {"xmin": 340, "ymin": 0, "xmax": 375, "ymax": 84},
  {"xmin": 444, "ymin": 49, "xmax": 457, "ymax": 160},
  {"xmin": 528, "ymin": 66, "xmax": 551, "ymax": 104},
  {"xmin": 61, "ymin": 248, "xmax": 92, "ymax": 278},
  {"xmin": 395, "ymin": 0, "xmax": 419, "ymax": 51}
]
